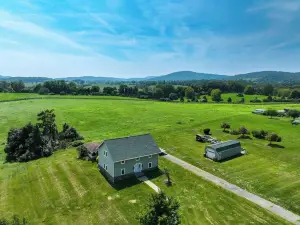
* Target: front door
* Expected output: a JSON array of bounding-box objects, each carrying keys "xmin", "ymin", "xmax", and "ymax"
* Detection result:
[{"xmin": 134, "ymin": 163, "xmax": 143, "ymax": 173}]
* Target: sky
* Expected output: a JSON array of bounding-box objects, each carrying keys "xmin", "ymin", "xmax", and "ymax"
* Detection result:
[{"xmin": 0, "ymin": 0, "xmax": 300, "ymax": 78}]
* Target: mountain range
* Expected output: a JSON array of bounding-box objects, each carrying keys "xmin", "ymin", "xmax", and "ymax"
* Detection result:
[{"xmin": 1, "ymin": 71, "xmax": 300, "ymax": 83}]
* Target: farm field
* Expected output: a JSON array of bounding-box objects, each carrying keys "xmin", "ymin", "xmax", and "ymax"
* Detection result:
[{"xmin": 1, "ymin": 97, "xmax": 300, "ymax": 223}]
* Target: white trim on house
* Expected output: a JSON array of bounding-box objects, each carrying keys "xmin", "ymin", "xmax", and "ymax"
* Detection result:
[
  {"xmin": 121, "ymin": 168, "xmax": 125, "ymax": 175},
  {"xmin": 113, "ymin": 153, "xmax": 159, "ymax": 163},
  {"xmin": 148, "ymin": 162, "xmax": 152, "ymax": 168}
]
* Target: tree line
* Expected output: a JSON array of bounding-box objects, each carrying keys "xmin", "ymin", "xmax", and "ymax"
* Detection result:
[{"xmin": 2, "ymin": 79, "xmax": 300, "ymax": 102}]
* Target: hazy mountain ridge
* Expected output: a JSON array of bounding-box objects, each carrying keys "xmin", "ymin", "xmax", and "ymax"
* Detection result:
[{"xmin": 1, "ymin": 71, "xmax": 300, "ymax": 83}]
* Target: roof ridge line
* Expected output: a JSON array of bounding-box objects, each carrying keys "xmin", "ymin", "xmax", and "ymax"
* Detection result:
[{"xmin": 103, "ymin": 133, "xmax": 151, "ymax": 142}]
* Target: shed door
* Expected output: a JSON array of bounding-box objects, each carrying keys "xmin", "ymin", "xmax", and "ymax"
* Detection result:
[{"xmin": 206, "ymin": 150, "xmax": 216, "ymax": 159}]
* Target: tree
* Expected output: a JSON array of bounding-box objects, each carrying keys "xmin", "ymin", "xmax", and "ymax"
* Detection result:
[
  {"xmin": 138, "ymin": 192, "xmax": 180, "ymax": 225},
  {"xmin": 185, "ymin": 87, "xmax": 195, "ymax": 99},
  {"xmin": 37, "ymin": 109, "xmax": 58, "ymax": 141},
  {"xmin": 290, "ymin": 90, "xmax": 300, "ymax": 99},
  {"xmin": 59, "ymin": 123, "xmax": 83, "ymax": 142},
  {"xmin": 265, "ymin": 109, "xmax": 278, "ymax": 118},
  {"xmin": 263, "ymin": 84, "xmax": 274, "ymax": 96},
  {"xmin": 244, "ymin": 85, "xmax": 255, "ymax": 95},
  {"xmin": 11, "ymin": 81, "xmax": 25, "ymax": 92},
  {"xmin": 164, "ymin": 169, "xmax": 172, "ymax": 186},
  {"xmin": 38, "ymin": 87, "xmax": 50, "ymax": 95},
  {"xmin": 180, "ymin": 95, "xmax": 184, "ymax": 102},
  {"xmin": 91, "ymin": 85, "xmax": 100, "ymax": 93},
  {"xmin": 288, "ymin": 110, "xmax": 300, "ymax": 120},
  {"xmin": 211, "ymin": 89, "xmax": 222, "ymax": 102},
  {"xmin": 221, "ymin": 122, "xmax": 230, "ymax": 132},
  {"xmin": 169, "ymin": 93, "xmax": 178, "ymax": 101},
  {"xmin": 239, "ymin": 126, "xmax": 249, "ymax": 138},
  {"xmin": 277, "ymin": 89, "xmax": 291, "ymax": 98},
  {"xmin": 266, "ymin": 133, "xmax": 282, "ymax": 145},
  {"xmin": 154, "ymin": 88, "xmax": 164, "ymax": 99},
  {"xmin": 227, "ymin": 97, "xmax": 232, "ymax": 103}
]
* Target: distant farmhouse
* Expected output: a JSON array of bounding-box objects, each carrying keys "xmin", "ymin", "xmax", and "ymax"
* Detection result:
[
  {"xmin": 204, "ymin": 140, "xmax": 242, "ymax": 162},
  {"xmin": 98, "ymin": 134, "xmax": 161, "ymax": 183}
]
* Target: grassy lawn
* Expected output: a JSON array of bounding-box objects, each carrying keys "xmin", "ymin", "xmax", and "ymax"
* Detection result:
[
  {"xmin": 0, "ymin": 98, "xmax": 300, "ymax": 224},
  {"xmin": 0, "ymin": 149, "xmax": 289, "ymax": 225}
]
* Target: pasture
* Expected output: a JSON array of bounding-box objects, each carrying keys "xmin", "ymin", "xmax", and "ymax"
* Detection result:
[{"xmin": 1, "ymin": 96, "xmax": 300, "ymax": 224}]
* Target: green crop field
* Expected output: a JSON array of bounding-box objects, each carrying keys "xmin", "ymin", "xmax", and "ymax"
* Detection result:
[{"xmin": 1, "ymin": 96, "xmax": 299, "ymax": 224}]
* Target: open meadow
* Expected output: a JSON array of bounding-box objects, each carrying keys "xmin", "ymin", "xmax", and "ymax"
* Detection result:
[{"xmin": 1, "ymin": 95, "xmax": 300, "ymax": 224}]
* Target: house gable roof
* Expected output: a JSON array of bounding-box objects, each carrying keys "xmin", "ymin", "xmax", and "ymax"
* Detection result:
[
  {"xmin": 101, "ymin": 134, "xmax": 160, "ymax": 162},
  {"xmin": 209, "ymin": 140, "xmax": 241, "ymax": 153}
]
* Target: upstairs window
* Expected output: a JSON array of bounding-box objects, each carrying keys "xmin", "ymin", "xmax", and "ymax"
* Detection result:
[{"xmin": 148, "ymin": 162, "xmax": 152, "ymax": 168}]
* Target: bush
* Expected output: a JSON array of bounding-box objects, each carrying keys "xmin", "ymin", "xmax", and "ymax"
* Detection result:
[
  {"xmin": 265, "ymin": 109, "xmax": 278, "ymax": 118},
  {"xmin": 76, "ymin": 145, "xmax": 88, "ymax": 159},
  {"xmin": 252, "ymin": 130, "xmax": 268, "ymax": 139},
  {"xmin": 38, "ymin": 87, "xmax": 50, "ymax": 95},
  {"xmin": 71, "ymin": 140, "xmax": 84, "ymax": 147},
  {"xmin": 237, "ymin": 93, "xmax": 244, "ymax": 97},
  {"xmin": 159, "ymin": 98, "xmax": 171, "ymax": 102},
  {"xmin": 250, "ymin": 98, "xmax": 262, "ymax": 103},
  {"xmin": 59, "ymin": 123, "xmax": 84, "ymax": 142},
  {"xmin": 203, "ymin": 128, "xmax": 210, "ymax": 135},
  {"xmin": 266, "ymin": 133, "xmax": 282, "ymax": 145},
  {"xmin": 169, "ymin": 93, "xmax": 178, "ymax": 101},
  {"xmin": 230, "ymin": 129, "xmax": 240, "ymax": 135}
]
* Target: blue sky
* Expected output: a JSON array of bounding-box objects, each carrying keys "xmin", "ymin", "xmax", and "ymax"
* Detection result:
[{"xmin": 1, "ymin": 0, "xmax": 300, "ymax": 78}]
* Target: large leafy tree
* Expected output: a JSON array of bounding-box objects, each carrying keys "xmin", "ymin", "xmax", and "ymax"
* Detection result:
[
  {"xmin": 37, "ymin": 109, "xmax": 58, "ymax": 141},
  {"xmin": 138, "ymin": 192, "xmax": 180, "ymax": 225},
  {"xmin": 11, "ymin": 81, "xmax": 25, "ymax": 92},
  {"xmin": 244, "ymin": 85, "xmax": 255, "ymax": 95}
]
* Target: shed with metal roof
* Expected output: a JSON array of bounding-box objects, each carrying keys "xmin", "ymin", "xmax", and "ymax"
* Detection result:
[{"xmin": 204, "ymin": 140, "xmax": 242, "ymax": 161}]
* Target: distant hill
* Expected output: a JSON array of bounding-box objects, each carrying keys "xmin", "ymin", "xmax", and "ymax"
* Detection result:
[
  {"xmin": 148, "ymin": 71, "xmax": 228, "ymax": 81},
  {"xmin": 232, "ymin": 71, "xmax": 300, "ymax": 82},
  {"xmin": 1, "ymin": 71, "xmax": 300, "ymax": 83}
]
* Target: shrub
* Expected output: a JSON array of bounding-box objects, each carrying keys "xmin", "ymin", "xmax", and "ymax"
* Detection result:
[
  {"xmin": 230, "ymin": 129, "xmax": 240, "ymax": 135},
  {"xmin": 266, "ymin": 133, "xmax": 282, "ymax": 145},
  {"xmin": 38, "ymin": 87, "xmax": 50, "ymax": 95},
  {"xmin": 252, "ymin": 130, "xmax": 268, "ymax": 139},
  {"xmin": 76, "ymin": 145, "xmax": 88, "ymax": 159},
  {"xmin": 211, "ymin": 89, "xmax": 222, "ymax": 102},
  {"xmin": 59, "ymin": 123, "xmax": 84, "ymax": 142},
  {"xmin": 203, "ymin": 128, "xmax": 210, "ymax": 135},
  {"xmin": 250, "ymin": 98, "xmax": 262, "ymax": 103},
  {"xmin": 265, "ymin": 109, "xmax": 278, "ymax": 118},
  {"xmin": 288, "ymin": 110, "xmax": 300, "ymax": 119},
  {"xmin": 227, "ymin": 97, "xmax": 232, "ymax": 103},
  {"xmin": 239, "ymin": 126, "xmax": 250, "ymax": 138},
  {"xmin": 221, "ymin": 122, "xmax": 230, "ymax": 132},
  {"xmin": 236, "ymin": 93, "xmax": 244, "ymax": 97},
  {"xmin": 169, "ymin": 93, "xmax": 178, "ymax": 101},
  {"xmin": 71, "ymin": 140, "xmax": 84, "ymax": 147}
]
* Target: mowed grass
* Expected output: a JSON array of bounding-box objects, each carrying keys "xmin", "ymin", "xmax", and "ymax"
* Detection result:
[
  {"xmin": 0, "ymin": 98, "xmax": 300, "ymax": 224},
  {"xmin": 0, "ymin": 148, "xmax": 289, "ymax": 225}
]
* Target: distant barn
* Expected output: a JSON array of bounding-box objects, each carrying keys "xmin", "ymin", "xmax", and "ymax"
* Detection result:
[{"xmin": 204, "ymin": 140, "xmax": 242, "ymax": 161}]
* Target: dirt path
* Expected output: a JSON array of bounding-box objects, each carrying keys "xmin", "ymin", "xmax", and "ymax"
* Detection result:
[{"xmin": 162, "ymin": 153, "xmax": 300, "ymax": 225}]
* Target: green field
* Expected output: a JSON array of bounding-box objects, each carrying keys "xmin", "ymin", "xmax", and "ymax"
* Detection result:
[{"xmin": 1, "ymin": 96, "xmax": 300, "ymax": 224}]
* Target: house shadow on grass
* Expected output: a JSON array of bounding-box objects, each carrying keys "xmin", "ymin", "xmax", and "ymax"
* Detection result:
[
  {"xmin": 218, "ymin": 153, "xmax": 244, "ymax": 163},
  {"xmin": 101, "ymin": 168, "xmax": 164, "ymax": 191},
  {"xmin": 143, "ymin": 168, "xmax": 164, "ymax": 180}
]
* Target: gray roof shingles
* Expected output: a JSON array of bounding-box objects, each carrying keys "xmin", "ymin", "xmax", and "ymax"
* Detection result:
[{"xmin": 102, "ymin": 134, "xmax": 161, "ymax": 162}]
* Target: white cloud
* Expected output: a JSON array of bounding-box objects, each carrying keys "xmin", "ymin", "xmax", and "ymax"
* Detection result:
[{"xmin": 0, "ymin": 11, "xmax": 88, "ymax": 52}]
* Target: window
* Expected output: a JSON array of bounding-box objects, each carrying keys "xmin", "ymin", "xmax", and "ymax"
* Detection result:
[
  {"xmin": 148, "ymin": 162, "xmax": 152, "ymax": 168},
  {"xmin": 136, "ymin": 157, "xmax": 140, "ymax": 161},
  {"xmin": 121, "ymin": 168, "xmax": 125, "ymax": 175},
  {"xmin": 103, "ymin": 164, "xmax": 107, "ymax": 171},
  {"xmin": 103, "ymin": 150, "xmax": 108, "ymax": 157},
  {"xmin": 148, "ymin": 155, "xmax": 152, "ymax": 158},
  {"xmin": 121, "ymin": 160, "xmax": 125, "ymax": 164}
]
